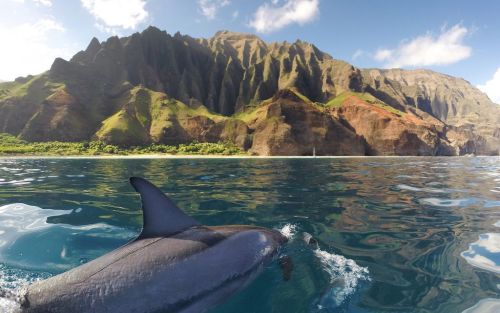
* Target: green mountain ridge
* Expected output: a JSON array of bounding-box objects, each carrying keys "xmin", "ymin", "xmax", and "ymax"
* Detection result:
[{"xmin": 0, "ymin": 27, "xmax": 498, "ymax": 155}]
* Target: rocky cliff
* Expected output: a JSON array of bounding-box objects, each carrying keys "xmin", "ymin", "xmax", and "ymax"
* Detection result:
[{"xmin": 0, "ymin": 27, "xmax": 498, "ymax": 155}]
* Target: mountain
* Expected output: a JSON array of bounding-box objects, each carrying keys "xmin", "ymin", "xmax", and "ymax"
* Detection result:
[{"xmin": 0, "ymin": 27, "xmax": 498, "ymax": 155}]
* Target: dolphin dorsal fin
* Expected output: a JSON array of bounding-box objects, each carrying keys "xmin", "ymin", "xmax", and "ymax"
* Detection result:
[{"xmin": 130, "ymin": 177, "xmax": 200, "ymax": 239}]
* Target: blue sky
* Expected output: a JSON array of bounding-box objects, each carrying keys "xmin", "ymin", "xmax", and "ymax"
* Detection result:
[{"xmin": 1, "ymin": 0, "xmax": 499, "ymax": 102}]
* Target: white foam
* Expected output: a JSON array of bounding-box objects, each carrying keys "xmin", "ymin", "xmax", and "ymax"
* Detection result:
[
  {"xmin": 314, "ymin": 248, "xmax": 370, "ymax": 307},
  {"xmin": 0, "ymin": 264, "xmax": 47, "ymax": 313},
  {"xmin": 278, "ymin": 223, "xmax": 298, "ymax": 240},
  {"xmin": 0, "ymin": 297, "xmax": 20, "ymax": 313}
]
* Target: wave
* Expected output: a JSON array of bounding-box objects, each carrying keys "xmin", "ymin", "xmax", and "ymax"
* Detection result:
[
  {"xmin": 313, "ymin": 248, "xmax": 371, "ymax": 310},
  {"xmin": 277, "ymin": 225, "xmax": 370, "ymax": 311}
]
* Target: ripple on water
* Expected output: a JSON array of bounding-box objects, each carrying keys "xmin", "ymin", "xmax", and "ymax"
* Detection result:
[
  {"xmin": 0, "ymin": 203, "xmax": 135, "ymax": 272},
  {"xmin": 462, "ymin": 298, "xmax": 500, "ymax": 313},
  {"xmin": 420, "ymin": 197, "xmax": 476, "ymax": 207},
  {"xmin": 396, "ymin": 184, "xmax": 422, "ymax": 192}
]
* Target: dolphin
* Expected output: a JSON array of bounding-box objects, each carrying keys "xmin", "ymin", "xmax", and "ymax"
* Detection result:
[{"xmin": 14, "ymin": 177, "xmax": 289, "ymax": 313}]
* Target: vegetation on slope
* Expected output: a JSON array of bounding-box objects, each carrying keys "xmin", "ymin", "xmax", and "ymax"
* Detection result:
[
  {"xmin": 326, "ymin": 91, "xmax": 406, "ymax": 116},
  {"xmin": 0, "ymin": 74, "xmax": 65, "ymax": 102},
  {"xmin": 96, "ymin": 86, "xmax": 230, "ymax": 145},
  {"xmin": 0, "ymin": 133, "xmax": 243, "ymax": 156}
]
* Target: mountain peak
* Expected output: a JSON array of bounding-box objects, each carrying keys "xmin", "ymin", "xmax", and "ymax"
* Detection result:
[
  {"xmin": 86, "ymin": 37, "xmax": 101, "ymax": 53},
  {"xmin": 213, "ymin": 30, "xmax": 260, "ymax": 41}
]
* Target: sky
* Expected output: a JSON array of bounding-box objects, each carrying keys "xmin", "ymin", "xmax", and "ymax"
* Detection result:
[{"xmin": 1, "ymin": 0, "xmax": 499, "ymax": 103}]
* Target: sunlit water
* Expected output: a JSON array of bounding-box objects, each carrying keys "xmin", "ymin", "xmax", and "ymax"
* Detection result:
[{"xmin": 0, "ymin": 157, "xmax": 498, "ymax": 313}]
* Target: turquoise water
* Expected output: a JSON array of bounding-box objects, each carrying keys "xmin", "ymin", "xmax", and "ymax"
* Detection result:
[{"xmin": 0, "ymin": 157, "xmax": 499, "ymax": 313}]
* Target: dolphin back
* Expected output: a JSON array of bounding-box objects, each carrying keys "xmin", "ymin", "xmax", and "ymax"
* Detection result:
[{"xmin": 18, "ymin": 177, "xmax": 288, "ymax": 313}]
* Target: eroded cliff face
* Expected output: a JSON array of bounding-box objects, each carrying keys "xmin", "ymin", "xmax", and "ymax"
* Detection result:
[
  {"xmin": 329, "ymin": 94, "xmax": 445, "ymax": 155},
  {"xmin": 66, "ymin": 28, "xmax": 358, "ymax": 116},
  {"xmin": 246, "ymin": 90, "xmax": 366, "ymax": 156},
  {"xmin": 360, "ymin": 69, "xmax": 500, "ymax": 154},
  {"xmin": 0, "ymin": 27, "xmax": 498, "ymax": 155}
]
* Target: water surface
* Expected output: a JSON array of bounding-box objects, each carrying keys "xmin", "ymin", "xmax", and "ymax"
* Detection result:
[{"xmin": 0, "ymin": 157, "xmax": 499, "ymax": 312}]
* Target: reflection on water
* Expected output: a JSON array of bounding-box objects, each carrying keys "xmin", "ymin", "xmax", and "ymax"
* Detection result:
[
  {"xmin": 0, "ymin": 157, "xmax": 498, "ymax": 313},
  {"xmin": 462, "ymin": 298, "xmax": 500, "ymax": 313},
  {"xmin": 0, "ymin": 202, "xmax": 135, "ymax": 272},
  {"xmin": 0, "ymin": 203, "xmax": 68, "ymax": 246},
  {"xmin": 461, "ymin": 221, "xmax": 500, "ymax": 275}
]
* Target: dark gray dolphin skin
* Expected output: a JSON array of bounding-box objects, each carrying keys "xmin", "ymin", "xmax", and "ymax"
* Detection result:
[{"xmin": 18, "ymin": 177, "xmax": 288, "ymax": 313}]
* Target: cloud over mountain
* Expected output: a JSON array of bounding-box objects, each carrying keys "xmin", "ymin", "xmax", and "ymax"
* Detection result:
[
  {"xmin": 81, "ymin": 0, "xmax": 148, "ymax": 31},
  {"xmin": 478, "ymin": 68, "xmax": 500, "ymax": 104},
  {"xmin": 198, "ymin": 0, "xmax": 230, "ymax": 20},
  {"xmin": 249, "ymin": 0, "xmax": 319, "ymax": 33},
  {"xmin": 374, "ymin": 24, "xmax": 472, "ymax": 68},
  {"xmin": 0, "ymin": 18, "xmax": 69, "ymax": 80}
]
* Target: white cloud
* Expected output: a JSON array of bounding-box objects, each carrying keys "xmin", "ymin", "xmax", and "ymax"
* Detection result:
[
  {"xmin": 374, "ymin": 24, "xmax": 472, "ymax": 68},
  {"xmin": 198, "ymin": 0, "xmax": 230, "ymax": 20},
  {"xmin": 352, "ymin": 49, "xmax": 364, "ymax": 61},
  {"xmin": 9, "ymin": 0, "xmax": 52, "ymax": 6},
  {"xmin": 81, "ymin": 0, "xmax": 148, "ymax": 31},
  {"xmin": 249, "ymin": 0, "xmax": 319, "ymax": 33},
  {"xmin": 33, "ymin": 0, "xmax": 52, "ymax": 7},
  {"xmin": 478, "ymin": 68, "xmax": 500, "ymax": 104},
  {"xmin": 0, "ymin": 18, "xmax": 71, "ymax": 81},
  {"xmin": 374, "ymin": 49, "xmax": 392, "ymax": 62},
  {"xmin": 232, "ymin": 10, "xmax": 239, "ymax": 19}
]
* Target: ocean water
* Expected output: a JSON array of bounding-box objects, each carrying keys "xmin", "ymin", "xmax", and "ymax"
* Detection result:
[{"xmin": 0, "ymin": 157, "xmax": 499, "ymax": 313}]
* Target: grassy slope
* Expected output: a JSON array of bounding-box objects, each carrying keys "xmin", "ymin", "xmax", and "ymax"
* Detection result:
[
  {"xmin": 96, "ymin": 86, "xmax": 232, "ymax": 145},
  {"xmin": 0, "ymin": 74, "xmax": 65, "ymax": 103},
  {"xmin": 234, "ymin": 88, "xmax": 315, "ymax": 123},
  {"xmin": 326, "ymin": 91, "xmax": 405, "ymax": 116}
]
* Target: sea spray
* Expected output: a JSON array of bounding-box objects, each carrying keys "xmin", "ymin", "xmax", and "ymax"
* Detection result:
[
  {"xmin": 278, "ymin": 226, "xmax": 370, "ymax": 310},
  {"xmin": 313, "ymin": 249, "xmax": 370, "ymax": 310},
  {"xmin": 278, "ymin": 223, "xmax": 298, "ymax": 240},
  {"xmin": 0, "ymin": 264, "xmax": 49, "ymax": 313}
]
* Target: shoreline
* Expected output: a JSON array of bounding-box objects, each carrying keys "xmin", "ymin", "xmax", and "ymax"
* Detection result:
[{"xmin": 0, "ymin": 154, "xmax": 497, "ymax": 159}]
